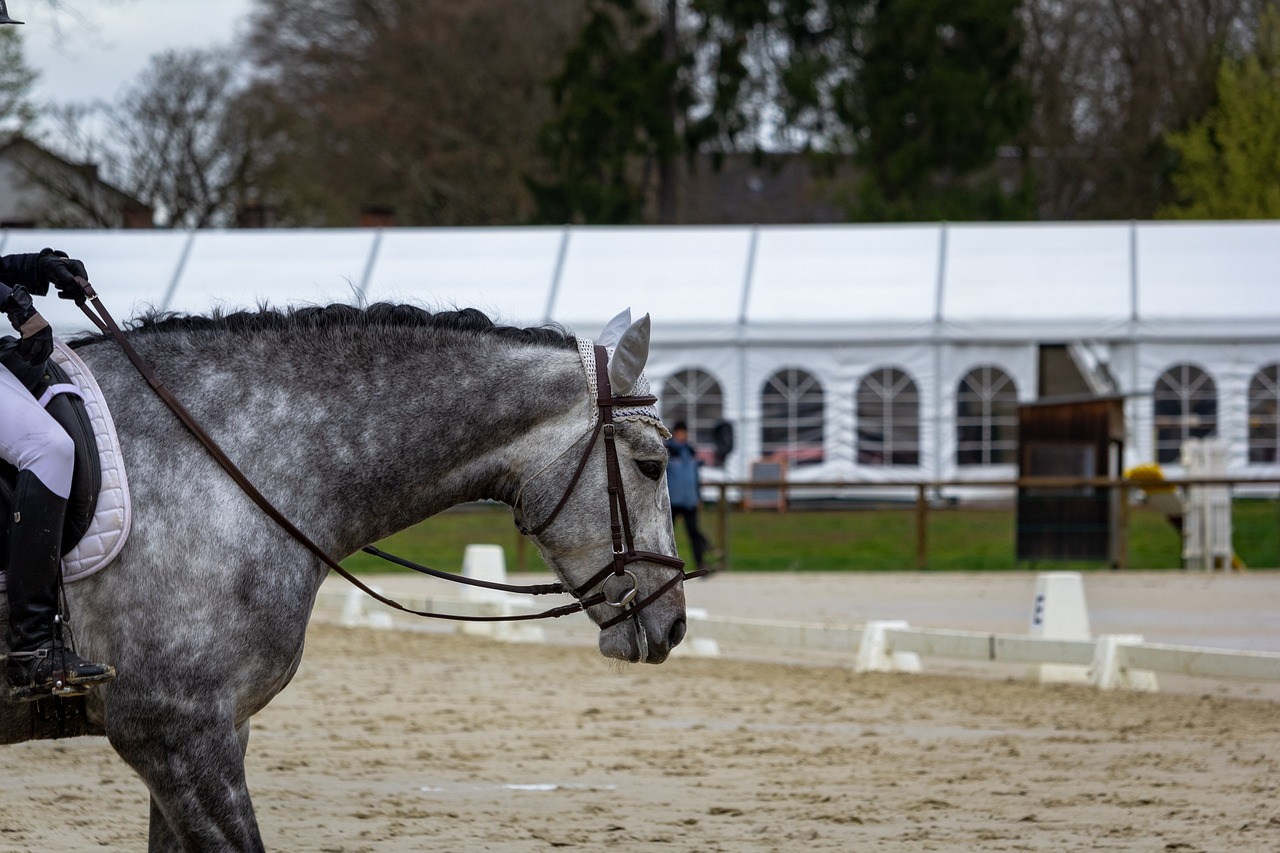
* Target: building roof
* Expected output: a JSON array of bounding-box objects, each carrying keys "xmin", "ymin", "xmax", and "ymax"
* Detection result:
[
  {"xmin": 2, "ymin": 220, "xmax": 1277, "ymax": 343},
  {"xmin": 0, "ymin": 136, "xmax": 152, "ymax": 229}
]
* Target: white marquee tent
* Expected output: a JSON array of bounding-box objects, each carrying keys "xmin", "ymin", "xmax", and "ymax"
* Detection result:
[{"xmin": 3, "ymin": 221, "xmax": 1278, "ymax": 488}]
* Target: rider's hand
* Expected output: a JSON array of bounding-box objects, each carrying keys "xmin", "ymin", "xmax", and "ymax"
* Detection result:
[
  {"xmin": 4, "ymin": 285, "xmax": 53, "ymax": 365},
  {"xmin": 36, "ymin": 248, "xmax": 90, "ymax": 302}
]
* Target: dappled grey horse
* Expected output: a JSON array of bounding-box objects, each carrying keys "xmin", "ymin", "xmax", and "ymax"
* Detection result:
[{"xmin": 0, "ymin": 303, "xmax": 691, "ymax": 850}]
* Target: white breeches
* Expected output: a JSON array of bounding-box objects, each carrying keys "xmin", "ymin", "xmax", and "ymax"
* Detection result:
[{"xmin": 0, "ymin": 364, "xmax": 74, "ymax": 499}]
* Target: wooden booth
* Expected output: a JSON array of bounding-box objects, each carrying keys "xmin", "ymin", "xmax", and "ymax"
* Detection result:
[{"xmin": 1016, "ymin": 397, "xmax": 1126, "ymax": 565}]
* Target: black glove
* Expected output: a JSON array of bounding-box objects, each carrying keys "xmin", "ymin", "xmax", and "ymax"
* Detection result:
[
  {"xmin": 3, "ymin": 285, "xmax": 53, "ymax": 365},
  {"xmin": 36, "ymin": 248, "xmax": 89, "ymax": 302}
]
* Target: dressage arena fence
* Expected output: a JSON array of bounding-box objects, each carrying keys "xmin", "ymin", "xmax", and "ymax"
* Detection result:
[
  {"xmin": 703, "ymin": 474, "xmax": 1280, "ymax": 572},
  {"xmin": 314, "ymin": 554, "xmax": 1280, "ymax": 695}
]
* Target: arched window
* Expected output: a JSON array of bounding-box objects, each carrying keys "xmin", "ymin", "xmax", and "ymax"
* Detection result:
[
  {"xmin": 660, "ymin": 368, "xmax": 724, "ymax": 462},
  {"xmin": 856, "ymin": 367, "xmax": 920, "ymax": 466},
  {"xmin": 761, "ymin": 368, "xmax": 824, "ymax": 465},
  {"xmin": 1153, "ymin": 364, "xmax": 1217, "ymax": 464},
  {"xmin": 956, "ymin": 366, "xmax": 1018, "ymax": 466},
  {"xmin": 1248, "ymin": 364, "xmax": 1279, "ymax": 464}
]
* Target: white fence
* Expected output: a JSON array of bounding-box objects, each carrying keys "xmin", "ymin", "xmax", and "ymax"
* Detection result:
[{"xmin": 315, "ymin": 558, "xmax": 1280, "ymax": 695}]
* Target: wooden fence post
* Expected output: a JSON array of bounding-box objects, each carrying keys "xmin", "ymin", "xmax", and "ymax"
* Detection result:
[
  {"xmin": 717, "ymin": 482, "xmax": 730, "ymax": 570},
  {"xmin": 915, "ymin": 484, "xmax": 928, "ymax": 570}
]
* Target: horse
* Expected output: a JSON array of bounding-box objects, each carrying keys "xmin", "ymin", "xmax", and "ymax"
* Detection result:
[{"xmin": 0, "ymin": 302, "xmax": 691, "ymax": 851}]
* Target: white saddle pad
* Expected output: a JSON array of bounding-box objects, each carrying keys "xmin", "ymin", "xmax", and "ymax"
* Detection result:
[{"xmin": 0, "ymin": 340, "xmax": 132, "ymax": 590}]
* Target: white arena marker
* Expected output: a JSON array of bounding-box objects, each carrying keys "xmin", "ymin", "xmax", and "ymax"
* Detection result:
[
  {"xmin": 1028, "ymin": 572, "xmax": 1091, "ymax": 684},
  {"xmin": 461, "ymin": 544, "xmax": 508, "ymax": 603},
  {"xmin": 340, "ymin": 584, "xmax": 394, "ymax": 629},
  {"xmin": 460, "ymin": 544, "xmax": 547, "ymax": 644},
  {"xmin": 1090, "ymin": 634, "xmax": 1159, "ymax": 692},
  {"xmin": 364, "ymin": 584, "xmax": 394, "ymax": 630},
  {"xmin": 339, "ymin": 587, "xmax": 365, "ymax": 628},
  {"xmin": 460, "ymin": 544, "xmax": 508, "ymax": 637},
  {"xmin": 854, "ymin": 620, "xmax": 922, "ymax": 674}
]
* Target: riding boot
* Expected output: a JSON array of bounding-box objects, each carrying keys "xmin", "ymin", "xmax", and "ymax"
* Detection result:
[{"xmin": 4, "ymin": 469, "xmax": 115, "ymax": 702}]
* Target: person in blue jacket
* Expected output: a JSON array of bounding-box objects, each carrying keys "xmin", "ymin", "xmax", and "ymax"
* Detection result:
[
  {"xmin": 665, "ymin": 421, "xmax": 716, "ymax": 571},
  {"xmin": 1, "ymin": 237, "xmax": 117, "ymax": 701}
]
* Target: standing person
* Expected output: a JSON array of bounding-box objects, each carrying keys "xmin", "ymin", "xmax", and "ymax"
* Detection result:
[
  {"xmin": 665, "ymin": 421, "xmax": 716, "ymax": 571},
  {"xmin": 1, "ymin": 234, "xmax": 117, "ymax": 696}
]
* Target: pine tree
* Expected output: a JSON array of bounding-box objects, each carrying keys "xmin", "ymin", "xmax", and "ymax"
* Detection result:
[
  {"xmin": 1160, "ymin": 6, "xmax": 1280, "ymax": 220},
  {"xmin": 848, "ymin": 0, "xmax": 1033, "ymax": 221},
  {"xmin": 528, "ymin": 0, "xmax": 683, "ymax": 224}
]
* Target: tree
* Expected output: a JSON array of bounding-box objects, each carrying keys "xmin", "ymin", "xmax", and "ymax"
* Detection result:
[
  {"xmin": 244, "ymin": 0, "xmax": 583, "ymax": 226},
  {"xmin": 847, "ymin": 0, "xmax": 1032, "ymax": 221},
  {"xmin": 37, "ymin": 48, "xmax": 277, "ymax": 228},
  {"xmin": 1160, "ymin": 6, "xmax": 1280, "ymax": 219},
  {"xmin": 537, "ymin": 0, "xmax": 1034, "ymax": 224},
  {"xmin": 534, "ymin": 0, "xmax": 872, "ymax": 225},
  {"xmin": 686, "ymin": 0, "xmax": 867, "ymax": 156},
  {"xmin": 0, "ymin": 25, "xmax": 38, "ymax": 134},
  {"xmin": 113, "ymin": 49, "xmax": 279, "ymax": 227},
  {"xmin": 1020, "ymin": 0, "xmax": 1266, "ymax": 219},
  {"xmin": 529, "ymin": 0, "xmax": 683, "ymax": 224}
]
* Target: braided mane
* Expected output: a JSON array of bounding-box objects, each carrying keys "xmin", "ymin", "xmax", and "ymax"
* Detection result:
[{"xmin": 70, "ymin": 303, "xmax": 578, "ymax": 351}]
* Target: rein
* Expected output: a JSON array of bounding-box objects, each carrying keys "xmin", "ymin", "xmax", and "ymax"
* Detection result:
[{"xmin": 73, "ymin": 282, "xmax": 702, "ymax": 628}]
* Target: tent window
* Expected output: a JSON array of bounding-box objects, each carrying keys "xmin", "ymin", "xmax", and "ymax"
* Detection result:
[
  {"xmin": 1248, "ymin": 364, "xmax": 1280, "ymax": 465},
  {"xmin": 856, "ymin": 367, "xmax": 920, "ymax": 466},
  {"xmin": 956, "ymin": 366, "xmax": 1018, "ymax": 466},
  {"xmin": 660, "ymin": 368, "xmax": 724, "ymax": 459},
  {"xmin": 1153, "ymin": 364, "xmax": 1217, "ymax": 464},
  {"xmin": 761, "ymin": 368, "xmax": 824, "ymax": 466}
]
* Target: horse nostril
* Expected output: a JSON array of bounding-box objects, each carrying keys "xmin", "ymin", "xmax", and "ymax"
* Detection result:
[{"xmin": 668, "ymin": 617, "xmax": 687, "ymax": 649}]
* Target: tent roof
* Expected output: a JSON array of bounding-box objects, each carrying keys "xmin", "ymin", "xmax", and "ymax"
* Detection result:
[{"xmin": 4, "ymin": 221, "xmax": 1277, "ymax": 342}]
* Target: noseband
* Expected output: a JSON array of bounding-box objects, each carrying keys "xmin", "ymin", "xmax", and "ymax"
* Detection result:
[{"xmin": 517, "ymin": 345, "xmax": 705, "ymax": 630}]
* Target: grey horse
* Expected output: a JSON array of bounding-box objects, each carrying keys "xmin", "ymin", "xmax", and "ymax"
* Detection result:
[{"xmin": 0, "ymin": 303, "xmax": 689, "ymax": 851}]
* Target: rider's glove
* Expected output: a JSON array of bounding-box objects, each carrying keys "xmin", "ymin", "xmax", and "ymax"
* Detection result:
[
  {"xmin": 3, "ymin": 285, "xmax": 53, "ymax": 365},
  {"xmin": 36, "ymin": 248, "xmax": 90, "ymax": 302}
]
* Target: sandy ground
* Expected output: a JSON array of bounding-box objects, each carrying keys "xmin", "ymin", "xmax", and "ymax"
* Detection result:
[{"xmin": 2, "ymin": 571, "xmax": 1280, "ymax": 852}]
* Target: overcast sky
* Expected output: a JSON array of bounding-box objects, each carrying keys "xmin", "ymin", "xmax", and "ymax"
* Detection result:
[{"xmin": 20, "ymin": 0, "xmax": 256, "ymax": 105}]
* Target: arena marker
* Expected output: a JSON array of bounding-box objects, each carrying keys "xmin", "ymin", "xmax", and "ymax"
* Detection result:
[{"xmin": 1028, "ymin": 572, "xmax": 1091, "ymax": 684}]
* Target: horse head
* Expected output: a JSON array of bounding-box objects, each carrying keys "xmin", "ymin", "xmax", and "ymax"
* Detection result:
[{"xmin": 513, "ymin": 310, "xmax": 689, "ymax": 664}]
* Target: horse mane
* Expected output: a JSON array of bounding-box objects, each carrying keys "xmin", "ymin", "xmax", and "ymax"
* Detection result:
[{"xmin": 70, "ymin": 302, "xmax": 579, "ymax": 351}]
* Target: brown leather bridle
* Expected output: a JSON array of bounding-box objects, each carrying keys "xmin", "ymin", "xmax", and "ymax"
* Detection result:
[
  {"xmin": 75, "ymin": 284, "xmax": 702, "ymax": 629},
  {"xmin": 513, "ymin": 345, "xmax": 704, "ymax": 630}
]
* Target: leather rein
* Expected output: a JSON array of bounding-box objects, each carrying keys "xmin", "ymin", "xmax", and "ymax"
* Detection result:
[{"xmin": 73, "ymin": 282, "xmax": 703, "ymax": 628}]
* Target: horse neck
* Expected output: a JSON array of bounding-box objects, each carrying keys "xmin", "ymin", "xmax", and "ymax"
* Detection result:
[{"xmin": 117, "ymin": 326, "xmax": 587, "ymax": 557}]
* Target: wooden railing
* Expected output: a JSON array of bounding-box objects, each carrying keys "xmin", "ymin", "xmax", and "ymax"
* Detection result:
[{"xmin": 706, "ymin": 476, "xmax": 1280, "ymax": 571}]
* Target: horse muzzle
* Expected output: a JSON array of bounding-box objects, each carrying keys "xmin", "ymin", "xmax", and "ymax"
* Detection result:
[{"xmin": 596, "ymin": 587, "xmax": 688, "ymax": 664}]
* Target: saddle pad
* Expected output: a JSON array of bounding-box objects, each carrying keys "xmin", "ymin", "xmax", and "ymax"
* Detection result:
[{"xmin": 0, "ymin": 340, "xmax": 132, "ymax": 590}]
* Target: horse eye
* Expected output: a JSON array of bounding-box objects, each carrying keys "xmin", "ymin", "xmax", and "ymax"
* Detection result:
[{"xmin": 635, "ymin": 459, "xmax": 663, "ymax": 481}]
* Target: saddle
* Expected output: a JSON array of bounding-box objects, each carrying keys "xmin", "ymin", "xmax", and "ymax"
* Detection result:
[{"xmin": 0, "ymin": 337, "xmax": 101, "ymax": 557}]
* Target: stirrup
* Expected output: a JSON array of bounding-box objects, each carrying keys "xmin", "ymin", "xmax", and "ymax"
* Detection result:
[
  {"xmin": 5, "ymin": 648, "xmax": 113, "ymax": 703},
  {"xmin": 8, "ymin": 681, "xmax": 92, "ymax": 703}
]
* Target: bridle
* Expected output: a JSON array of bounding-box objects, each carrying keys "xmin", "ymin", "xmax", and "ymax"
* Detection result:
[
  {"xmin": 511, "ymin": 344, "xmax": 704, "ymax": 630},
  {"xmin": 74, "ymin": 284, "xmax": 703, "ymax": 630}
]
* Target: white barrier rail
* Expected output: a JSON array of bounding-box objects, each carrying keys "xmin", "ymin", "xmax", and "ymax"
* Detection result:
[
  {"xmin": 1117, "ymin": 642, "xmax": 1280, "ymax": 682},
  {"xmin": 855, "ymin": 621, "xmax": 1280, "ymax": 691},
  {"xmin": 315, "ymin": 556, "xmax": 1280, "ymax": 694},
  {"xmin": 880, "ymin": 626, "xmax": 1096, "ymax": 666},
  {"xmin": 314, "ymin": 585, "xmax": 1280, "ymax": 693}
]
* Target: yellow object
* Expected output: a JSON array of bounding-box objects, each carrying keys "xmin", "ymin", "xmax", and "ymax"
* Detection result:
[{"xmin": 1125, "ymin": 462, "xmax": 1175, "ymax": 494}]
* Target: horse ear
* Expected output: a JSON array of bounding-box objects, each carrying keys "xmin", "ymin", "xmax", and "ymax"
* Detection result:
[
  {"xmin": 598, "ymin": 308, "xmax": 632, "ymax": 349},
  {"xmin": 608, "ymin": 313, "xmax": 650, "ymax": 393}
]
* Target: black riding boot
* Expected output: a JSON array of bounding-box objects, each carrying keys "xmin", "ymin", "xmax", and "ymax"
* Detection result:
[{"xmin": 5, "ymin": 470, "xmax": 115, "ymax": 702}]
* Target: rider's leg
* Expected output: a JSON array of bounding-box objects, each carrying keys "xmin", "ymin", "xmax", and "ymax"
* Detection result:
[{"xmin": 2, "ymin": 366, "xmax": 115, "ymax": 701}]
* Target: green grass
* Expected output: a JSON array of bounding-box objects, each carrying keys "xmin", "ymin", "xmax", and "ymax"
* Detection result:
[{"xmin": 342, "ymin": 499, "xmax": 1280, "ymax": 573}]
